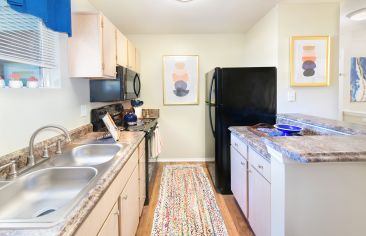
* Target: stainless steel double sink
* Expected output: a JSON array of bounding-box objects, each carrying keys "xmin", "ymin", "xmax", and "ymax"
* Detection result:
[{"xmin": 0, "ymin": 143, "xmax": 125, "ymax": 229}]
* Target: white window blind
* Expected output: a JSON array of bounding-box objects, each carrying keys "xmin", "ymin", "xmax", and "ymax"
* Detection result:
[{"xmin": 0, "ymin": 0, "xmax": 58, "ymax": 69}]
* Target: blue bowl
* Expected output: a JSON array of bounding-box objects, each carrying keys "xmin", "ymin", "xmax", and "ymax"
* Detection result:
[{"xmin": 274, "ymin": 124, "xmax": 303, "ymax": 136}]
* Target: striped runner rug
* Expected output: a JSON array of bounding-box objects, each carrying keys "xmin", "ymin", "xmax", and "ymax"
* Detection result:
[{"xmin": 151, "ymin": 165, "xmax": 228, "ymax": 236}]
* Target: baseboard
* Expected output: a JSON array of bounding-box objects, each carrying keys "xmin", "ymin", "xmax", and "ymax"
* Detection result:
[{"xmin": 157, "ymin": 157, "xmax": 214, "ymax": 163}]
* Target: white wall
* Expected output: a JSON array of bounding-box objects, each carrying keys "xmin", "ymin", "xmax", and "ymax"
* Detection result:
[
  {"xmin": 242, "ymin": 2, "xmax": 340, "ymax": 119},
  {"xmin": 339, "ymin": 0, "xmax": 366, "ymax": 123},
  {"xmin": 127, "ymin": 34, "xmax": 246, "ymax": 161},
  {"xmin": 0, "ymin": 36, "xmax": 91, "ymax": 156}
]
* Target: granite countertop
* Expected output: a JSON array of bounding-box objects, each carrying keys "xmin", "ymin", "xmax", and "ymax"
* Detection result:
[
  {"xmin": 229, "ymin": 126, "xmax": 271, "ymax": 162},
  {"xmin": 277, "ymin": 113, "xmax": 366, "ymax": 135},
  {"xmin": 264, "ymin": 135, "xmax": 366, "ymax": 163},
  {"xmin": 0, "ymin": 130, "xmax": 145, "ymax": 236},
  {"xmin": 230, "ymin": 114, "xmax": 366, "ymax": 164}
]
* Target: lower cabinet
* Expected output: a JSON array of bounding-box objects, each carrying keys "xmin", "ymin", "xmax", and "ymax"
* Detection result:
[
  {"xmin": 120, "ymin": 166, "xmax": 140, "ymax": 236},
  {"xmin": 138, "ymin": 151, "xmax": 146, "ymax": 216},
  {"xmin": 230, "ymin": 134, "xmax": 271, "ymax": 236},
  {"xmin": 75, "ymin": 138, "xmax": 145, "ymax": 236},
  {"xmin": 248, "ymin": 164, "xmax": 271, "ymax": 236},
  {"xmin": 231, "ymin": 145, "xmax": 248, "ymax": 217},
  {"xmin": 97, "ymin": 203, "xmax": 120, "ymax": 236}
]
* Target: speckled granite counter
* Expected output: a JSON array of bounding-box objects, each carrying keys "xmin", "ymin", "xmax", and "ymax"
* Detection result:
[
  {"xmin": 0, "ymin": 131, "xmax": 145, "ymax": 236},
  {"xmin": 229, "ymin": 126, "xmax": 271, "ymax": 162},
  {"xmin": 264, "ymin": 135, "xmax": 366, "ymax": 163},
  {"xmin": 277, "ymin": 113, "xmax": 366, "ymax": 135},
  {"xmin": 230, "ymin": 113, "xmax": 366, "ymax": 164}
]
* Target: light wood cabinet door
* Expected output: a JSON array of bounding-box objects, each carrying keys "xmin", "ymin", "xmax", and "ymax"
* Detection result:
[
  {"xmin": 139, "ymin": 154, "xmax": 146, "ymax": 216},
  {"xmin": 97, "ymin": 202, "xmax": 119, "ymax": 236},
  {"xmin": 120, "ymin": 166, "xmax": 139, "ymax": 236},
  {"xmin": 101, "ymin": 15, "xmax": 117, "ymax": 78},
  {"xmin": 116, "ymin": 30, "xmax": 128, "ymax": 67},
  {"xmin": 135, "ymin": 48, "xmax": 141, "ymax": 74},
  {"xmin": 231, "ymin": 145, "xmax": 248, "ymax": 217},
  {"xmin": 127, "ymin": 40, "xmax": 136, "ymax": 71},
  {"xmin": 248, "ymin": 165, "xmax": 271, "ymax": 236}
]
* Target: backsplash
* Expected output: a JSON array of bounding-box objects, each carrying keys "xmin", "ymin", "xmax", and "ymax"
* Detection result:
[{"xmin": 0, "ymin": 124, "xmax": 92, "ymax": 178}]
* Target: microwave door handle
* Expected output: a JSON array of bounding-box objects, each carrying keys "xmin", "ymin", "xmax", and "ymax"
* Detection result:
[{"xmin": 133, "ymin": 74, "xmax": 141, "ymax": 97}]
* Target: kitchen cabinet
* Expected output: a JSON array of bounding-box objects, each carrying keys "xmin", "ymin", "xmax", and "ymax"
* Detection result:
[
  {"xmin": 135, "ymin": 48, "xmax": 141, "ymax": 74},
  {"xmin": 127, "ymin": 40, "xmax": 136, "ymax": 71},
  {"xmin": 97, "ymin": 203, "xmax": 119, "ymax": 236},
  {"xmin": 120, "ymin": 166, "xmax": 139, "ymax": 236},
  {"xmin": 75, "ymin": 139, "xmax": 144, "ymax": 236},
  {"xmin": 248, "ymin": 164, "xmax": 271, "ymax": 236},
  {"xmin": 230, "ymin": 145, "xmax": 248, "ymax": 217},
  {"xmin": 116, "ymin": 30, "xmax": 128, "ymax": 68},
  {"xmin": 138, "ymin": 141, "xmax": 146, "ymax": 216},
  {"xmin": 68, "ymin": 13, "xmax": 116, "ymax": 78}
]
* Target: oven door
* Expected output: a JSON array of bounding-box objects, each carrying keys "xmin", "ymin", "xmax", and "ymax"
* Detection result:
[{"xmin": 125, "ymin": 69, "xmax": 141, "ymax": 100}]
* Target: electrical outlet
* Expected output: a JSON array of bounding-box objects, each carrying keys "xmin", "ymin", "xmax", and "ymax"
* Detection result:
[
  {"xmin": 288, "ymin": 90, "xmax": 296, "ymax": 102},
  {"xmin": 80, "ymin": 105, "xmax": 87, "ymax": 117}
]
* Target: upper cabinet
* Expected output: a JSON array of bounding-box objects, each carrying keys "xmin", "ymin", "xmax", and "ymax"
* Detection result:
[
  {"xmin": 135, "ymin": 48, "xmax": 141, "ymax": 74},
  {"xmin": 68, "ymin": 12, "xmax": 141, "ymax": 78},
  {"xmin": 68, "ymin": 13, "xmax": 116, "ymax": 79},
  {"xmin": 116, "ymin": 30, "xmax": 128, "ymax": 68},
  {"xmin": 127, "ymin": 40, "xmax": 136, "ymax": 71}
]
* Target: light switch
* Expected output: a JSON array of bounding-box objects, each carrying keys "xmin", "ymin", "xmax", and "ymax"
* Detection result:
[
  {"xmin": 80, "ymin": 105, "xmax": 87, "ymax": 117},
  {"xmin": 288, "ymin": 90, "xmax": 296, "ymax": 102}
]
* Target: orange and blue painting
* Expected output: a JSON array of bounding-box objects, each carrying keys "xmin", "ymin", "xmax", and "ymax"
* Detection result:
[
  {"xmin": 291, "ymin": 36, "xmax": 330, "ymax": 87},
  {"xmin": 163, "ymin": 55, "xmax": 199, "ymax": 105}
]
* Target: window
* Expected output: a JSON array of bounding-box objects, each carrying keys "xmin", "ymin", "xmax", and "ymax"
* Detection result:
[{"xmin": 0, "ymin": 0, "xmax": 60, "ymax": 89}]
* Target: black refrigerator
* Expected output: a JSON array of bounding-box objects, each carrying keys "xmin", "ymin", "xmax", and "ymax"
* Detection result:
[{"xmin": 205, "ymin": 67, "xmax": 277, "ymax": 194}]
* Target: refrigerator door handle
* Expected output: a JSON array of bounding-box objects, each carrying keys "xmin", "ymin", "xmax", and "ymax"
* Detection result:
[{"xmin": 208, "ymin": 75, "xmax": 215, "ymax": 137}]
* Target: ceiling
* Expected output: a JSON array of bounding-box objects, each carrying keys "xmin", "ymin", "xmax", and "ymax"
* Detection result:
[{"xmin": 90, "ymin": 0, "xmax": 280, "ymax": 34}]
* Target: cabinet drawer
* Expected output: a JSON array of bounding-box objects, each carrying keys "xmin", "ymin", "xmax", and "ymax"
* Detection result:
[
  {"xmin": 231, "ymin": 134, "xmax": 247, "ymax": 159},
  {"xmin": 248, "ymin": 147, "xmax": 270, "ymax": 182}
]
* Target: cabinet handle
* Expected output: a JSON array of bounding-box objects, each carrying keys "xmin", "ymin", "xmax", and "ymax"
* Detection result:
[
  {"xmin": 122, "ymin": 195, "xmax": 128, "ymax": 200},
  {"xmin": 114, "ymin": 210, "xmax": 120, "ymax": 216},
  {"xmin": 240, "ymin": 161, "xmax": 245, "ymax": 166},
  {"xmin": 258, "ymin": 165, "xmax": 264, "ymax": 170},
  {"xmin": 234, "ymin": 143, "xmax": 238, "ymax": 147}
]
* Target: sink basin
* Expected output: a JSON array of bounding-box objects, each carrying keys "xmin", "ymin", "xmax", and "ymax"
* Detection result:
[
  {"xmin": 71, "ymin": 144, "xmax": 121, "ymax": 165},
  {"xmin": 0, "ymin": 167, "xmax": 97, "ymax": 227}
]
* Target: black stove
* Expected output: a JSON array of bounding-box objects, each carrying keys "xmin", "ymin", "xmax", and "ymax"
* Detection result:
[{"xmin": 91, "ymin": 103, "xmax": 158, "ymax": 206}]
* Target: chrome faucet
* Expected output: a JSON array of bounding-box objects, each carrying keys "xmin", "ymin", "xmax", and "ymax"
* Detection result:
[
  {"xmin": 28, "ymin": 125, "xmax": 71, "ymax": 166},
  {"xmin": 0, "ymin": 160, "xmax": 17, "ymax": 180}
]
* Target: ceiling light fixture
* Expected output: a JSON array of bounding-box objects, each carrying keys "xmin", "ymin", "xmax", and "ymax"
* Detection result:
[
  {"xmin": 176, "ymin": 0, "xmax": 194, "ymax": 3},
  {"xmin": 347, "ymin": 8, "xmax": 366, "ymax": 21}
]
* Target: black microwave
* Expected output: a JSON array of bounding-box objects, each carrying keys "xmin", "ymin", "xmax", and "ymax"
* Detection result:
[{"xmin": 90, "ymin": 66, "xmax": 141, "ymax": 102}]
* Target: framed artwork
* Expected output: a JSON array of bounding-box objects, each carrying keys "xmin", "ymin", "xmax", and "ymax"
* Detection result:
[
  {"xmin": 290, "ymin": 36, "xmax": 330, "ymax": 87},
  {"xmin": 350, "ymin": 57, "xmax": 366, "ymax": 102},
  {"xmin": 163, "ymin": 55, "xmax": 199, "ymax": 105}
]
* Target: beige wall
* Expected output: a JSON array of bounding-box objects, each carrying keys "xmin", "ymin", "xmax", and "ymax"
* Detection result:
[
  {"xmin": 277, "ymin": 3, "xmax": 340, "ymax": 119},
  {"xmin": 0, "ymin": 36, "xmax": 91, "ymax": 156},
  {"xmin": 127, "ymin": 34, "xmax": 246, "ymax": 161},
  {"xmin": 242, "ymin": 2, "xmax": 340, "ymax": 119}
]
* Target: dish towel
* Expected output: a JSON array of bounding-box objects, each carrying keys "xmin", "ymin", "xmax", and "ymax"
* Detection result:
[{"xmin": 152, "ymin": 125, "xmax": 162, "ymax": 159}]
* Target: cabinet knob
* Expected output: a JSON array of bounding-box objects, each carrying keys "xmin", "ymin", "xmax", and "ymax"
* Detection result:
[
  {"xmin": 114, "ymin": 210, "xmax": 120, "ymax": 216},
  {"xmin": 258, "ymin": 165, "xmax": 264, "ymax": 170},
  {"xmin": 234, "ymin": 143, "xmax": 238, "ymax": 147},
  {"xmin": 240, "ymin": 161, "xmax": 245, "ymax": 166},
  {"xmin": 122, "ymin": 195, "xmax": 128, "ymax": 200}
]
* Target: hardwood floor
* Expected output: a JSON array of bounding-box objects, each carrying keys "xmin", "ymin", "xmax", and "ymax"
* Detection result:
[{"xmin": 136, "ymin": 162, "xmax": 253, "ymax": 236}]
